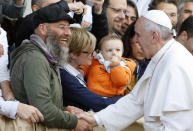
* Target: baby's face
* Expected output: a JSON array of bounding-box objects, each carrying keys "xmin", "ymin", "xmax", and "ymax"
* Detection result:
[{"xmin": 100, "ymin": 39, "xmax": 123, "ymax": 62}]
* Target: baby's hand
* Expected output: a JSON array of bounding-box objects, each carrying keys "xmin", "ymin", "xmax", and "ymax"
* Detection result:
[{"xmin": 111, "ymin": 56, "xmax": 121, "ymax": 63}]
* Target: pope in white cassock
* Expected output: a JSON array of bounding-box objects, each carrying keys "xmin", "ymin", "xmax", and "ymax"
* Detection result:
[{"xmin": 79, "ymin": 10, "xmax": 193, "ymax": 131}]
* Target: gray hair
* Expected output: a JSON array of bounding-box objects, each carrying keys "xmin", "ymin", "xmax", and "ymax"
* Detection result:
[
  {"xmin": 46, "ymin": 33, "xmax": 69, "ymax": 66},
  {"xmin": 143, "ymin": 19, "xmax": 173, "ymax": 41}
]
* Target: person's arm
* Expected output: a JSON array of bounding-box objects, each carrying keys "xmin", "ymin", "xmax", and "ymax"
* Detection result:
[
  {"xmin": 0, "ymin": 93, "xmax": 19, "ymax": 119},
  {"xmin": 80, "ymin": 93, "xmax": 144, "ymax": 130},
  {"xmin": 0, "ymin": 92, "xmax": 44, "ymax": 122},
  {"xmin": 68, "ymin": 1, "xmax": 86, "ymax": 15},
  {"xmin": 110, "ymin": 59, "xmax": 136, "ymax": 87},
  {"xmin": 0, "ymin": 28, "xmax": 14, "ymax": 100},
  {"xmin": 22, "ymin": 56, "xmax": 78, "ymax": 129},
  {"xmin": 91, "ymin": 4, "xmax": 108, "ymax": 46},
  {"xmin": 81, "ymin": 5, "xmax": 92, "ymax": 30},
  {"xmin": 1, "ymin": 81, "xmax": 14, "ymax": 100},
  {"xmin": 60, "ymin": 68, "xmax": 121, "ymax": 112}
]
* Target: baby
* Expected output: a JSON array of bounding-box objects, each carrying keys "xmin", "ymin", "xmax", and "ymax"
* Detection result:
[{"xmin": 82, "ymin": 35, "xmax": 136, "ymax": 97}]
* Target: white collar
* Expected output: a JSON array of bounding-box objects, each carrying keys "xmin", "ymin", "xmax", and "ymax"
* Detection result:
[
  {"xmin": 151, "ymin": 38, "xmax": 175, "ymax": 64},
  {"xmin": 64, "ymin": 64, "xmax": 81, "ymax": 77},
  {"xmin": 64, "ymin": 64, "xmax": 87, "ymax": 87}
]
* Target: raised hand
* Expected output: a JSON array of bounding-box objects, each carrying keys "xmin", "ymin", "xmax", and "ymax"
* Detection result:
[
  {"xmin": 110, "ymin": 55, "xmax": 121, "ymax": 63},
  {"xmin": 68, "ymin": 1, "xmax": 87, "ymax": 15},
  {"xmin": 81, "ymin": 21, "xmax": 91, "ymax": 29},
  {"xmin": 17, "ymin": 103, "xmax": 44, "ymax": 123},
  {"xmin": 87, "ymin": 0, "xmax": 104, "ymax": 14}
]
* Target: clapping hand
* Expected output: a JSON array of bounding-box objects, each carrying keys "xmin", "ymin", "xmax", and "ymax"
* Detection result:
[
  {"xmin": 87, "ymin": 0, "xmax": 104, "ymax": 14},
  {"xmin": 68, "ymin": 1, "xmax": 87, "ymax": 15}
]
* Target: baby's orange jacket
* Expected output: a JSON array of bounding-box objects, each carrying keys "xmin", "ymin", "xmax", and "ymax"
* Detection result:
[{"xmin": 81, "ymin": 58, "xmax": 136, "ymax": 97}]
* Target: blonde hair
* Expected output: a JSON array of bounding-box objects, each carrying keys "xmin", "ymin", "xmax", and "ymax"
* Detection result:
[
  {"xmin": 69, "ymin": 27, "xmax": 96, "ymax": 55},
  {"xmin": 98, "ymin": 35, "xmax": 123, "ymax": 50}
]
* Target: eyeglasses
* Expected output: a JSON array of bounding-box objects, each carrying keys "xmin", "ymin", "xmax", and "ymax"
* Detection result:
[
  {"xmin": 81, "ymin": 51, "xmax": 95, "ymax": 56},
  {"xmin": 107, "ymin": 6, "xmax": 129, "ymax": 16}
]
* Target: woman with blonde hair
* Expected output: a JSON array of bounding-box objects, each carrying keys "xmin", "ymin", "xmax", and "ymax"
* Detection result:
[{"xmin": 60, "ymin": 27, "xmax": 121, "ymax": 112}]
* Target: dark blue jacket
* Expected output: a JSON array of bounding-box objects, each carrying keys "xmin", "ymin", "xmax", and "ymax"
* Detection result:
[{"xmin": 60, "ymin": 68, "xmax": 121, "ymax": 112}]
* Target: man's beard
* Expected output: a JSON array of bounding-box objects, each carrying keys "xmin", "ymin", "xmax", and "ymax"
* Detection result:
[{"xmin": 46, "ymin": 34, "xmax": 69, "ymax": 66}]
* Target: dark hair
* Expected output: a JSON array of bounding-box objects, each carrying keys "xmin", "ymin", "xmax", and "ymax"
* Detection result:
[
  {"xmin": 122, "ymin": 22, "xmax": 136, "ymax": 58},
  {"xmin": 103, "ymin": 0, "xmax": 110, "ymax": 8},
  {"xmin": 31, "ymin": 0, "xmax": 43, "ymax": 7},
  {"xmin": 75, "ymin": 0, "xmax": 86, "ymax": 4},
  {"xmin": 148, "ymin": 0, "xmax": 177, "ymax": 10},
  {"xmin": 126, "ymin": 0, "xmax": 139, "ymax": 18},
  {"xmin": 178, "ymin": 16, "xmax": 193, "ymax": 38}
]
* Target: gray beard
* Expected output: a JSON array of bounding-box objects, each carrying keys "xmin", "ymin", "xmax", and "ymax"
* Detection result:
[{"xmin": 46, "ymin": 34, "xmax": 69, "ymax": 66}]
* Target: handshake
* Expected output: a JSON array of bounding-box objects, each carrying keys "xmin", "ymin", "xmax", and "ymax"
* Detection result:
[{"xmin": 65, "ymin": 106, "xmax": 100, "ymax": 131}]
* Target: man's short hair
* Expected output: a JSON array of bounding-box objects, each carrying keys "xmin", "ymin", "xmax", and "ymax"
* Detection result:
[
  {"xmin": 126, "ymin": 0, "xmax": 139, "ymax": 18},
  {"xmin": 178, "ymin": 0, "xmax": 193, "ymax": 11},
  {"xmin": 144, "ymin": 19, "xmax": 173, "ymax": 41},
  {"xmin": 178, "ymin": 16, "xmax": 193, "ymax": 38},
  {"xmin": 148, "ymin": 0, "xmax": 177, "ymax": 10}
]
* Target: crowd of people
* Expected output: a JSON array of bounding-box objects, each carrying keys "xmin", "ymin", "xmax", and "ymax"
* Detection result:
[{"xmin": 0, "ymin": 0, "xmax": 193, "ymax": 131}]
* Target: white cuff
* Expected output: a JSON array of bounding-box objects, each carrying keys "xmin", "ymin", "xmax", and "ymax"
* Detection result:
[
  {"xmin": 0, "ymin": 99, "xmax": 19, "ymax": 119},
  {"xmin": 93, "ymin": 114, "xmax": 103, "ymax": 126}
]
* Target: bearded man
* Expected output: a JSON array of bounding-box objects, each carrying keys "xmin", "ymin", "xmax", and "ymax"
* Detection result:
[{"xmin": 10, "ymin": 3, "xmax": 91, "ymax": 130}]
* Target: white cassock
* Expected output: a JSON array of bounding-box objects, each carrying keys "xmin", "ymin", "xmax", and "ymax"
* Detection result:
[{"xmin": 96, "ymin": 39, "xmax": 193, "ymax": 131}]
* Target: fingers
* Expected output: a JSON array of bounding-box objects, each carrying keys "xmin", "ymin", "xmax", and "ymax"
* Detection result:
[
  {"xmin": 30, "ymin": 113, "xmax": 38, "ymax": 123},
  {"xmin": 82, "ymin": 7, "xmax": 87, "ymax": 16},
  {"xmin": 36, "ymin": 109, "xmax": 44, "ymax": 122},
  {"xmin": 81, "ymin": 22, "xmax": 91, "ymax": 28},
  {"xmin": 69, "ymin": 1, "xmax": 87, "ymax": 15},
  {"xmin": 77, "ymin": 112, "xmax": 96, "ymax": 126},
  {"xmin": 87, "ymin": 0, "xmax": 104, "ymax": 5},
  {"xmin": 65, "ymin": 106, "xmax": 83, "ymax": 115},
  {"xmin": 17, "ymin": 103, "xmax": 44, "ymax": 123}
]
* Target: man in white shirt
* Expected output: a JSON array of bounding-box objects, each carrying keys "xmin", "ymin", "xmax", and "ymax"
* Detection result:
[
  {"xmin": 79, "ymin": 10, "xmax": 193, "ymax": 131},
  {"xmin": 0, "ymin": 27, "xmax": 44, "ymax": 123}
]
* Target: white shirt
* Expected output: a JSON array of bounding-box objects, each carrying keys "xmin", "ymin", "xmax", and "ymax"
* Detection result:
[
  {"xmin": 95, "ymin": 39, "xmax": 193, "ymax": 131},
  {"xmin": 0, "ymin": 89, "xmax": 19, "ymax": 119},
  {"xmin": 63, "ymin": 64, "xmax": 87, "ymax": 87},
  {"xmin": 0, "ymin": 27, "xmax": 19, "ymax": 119},
  {"xmin": 0, "ymin": 27, "xmax": 10, "ymax": 82}
]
